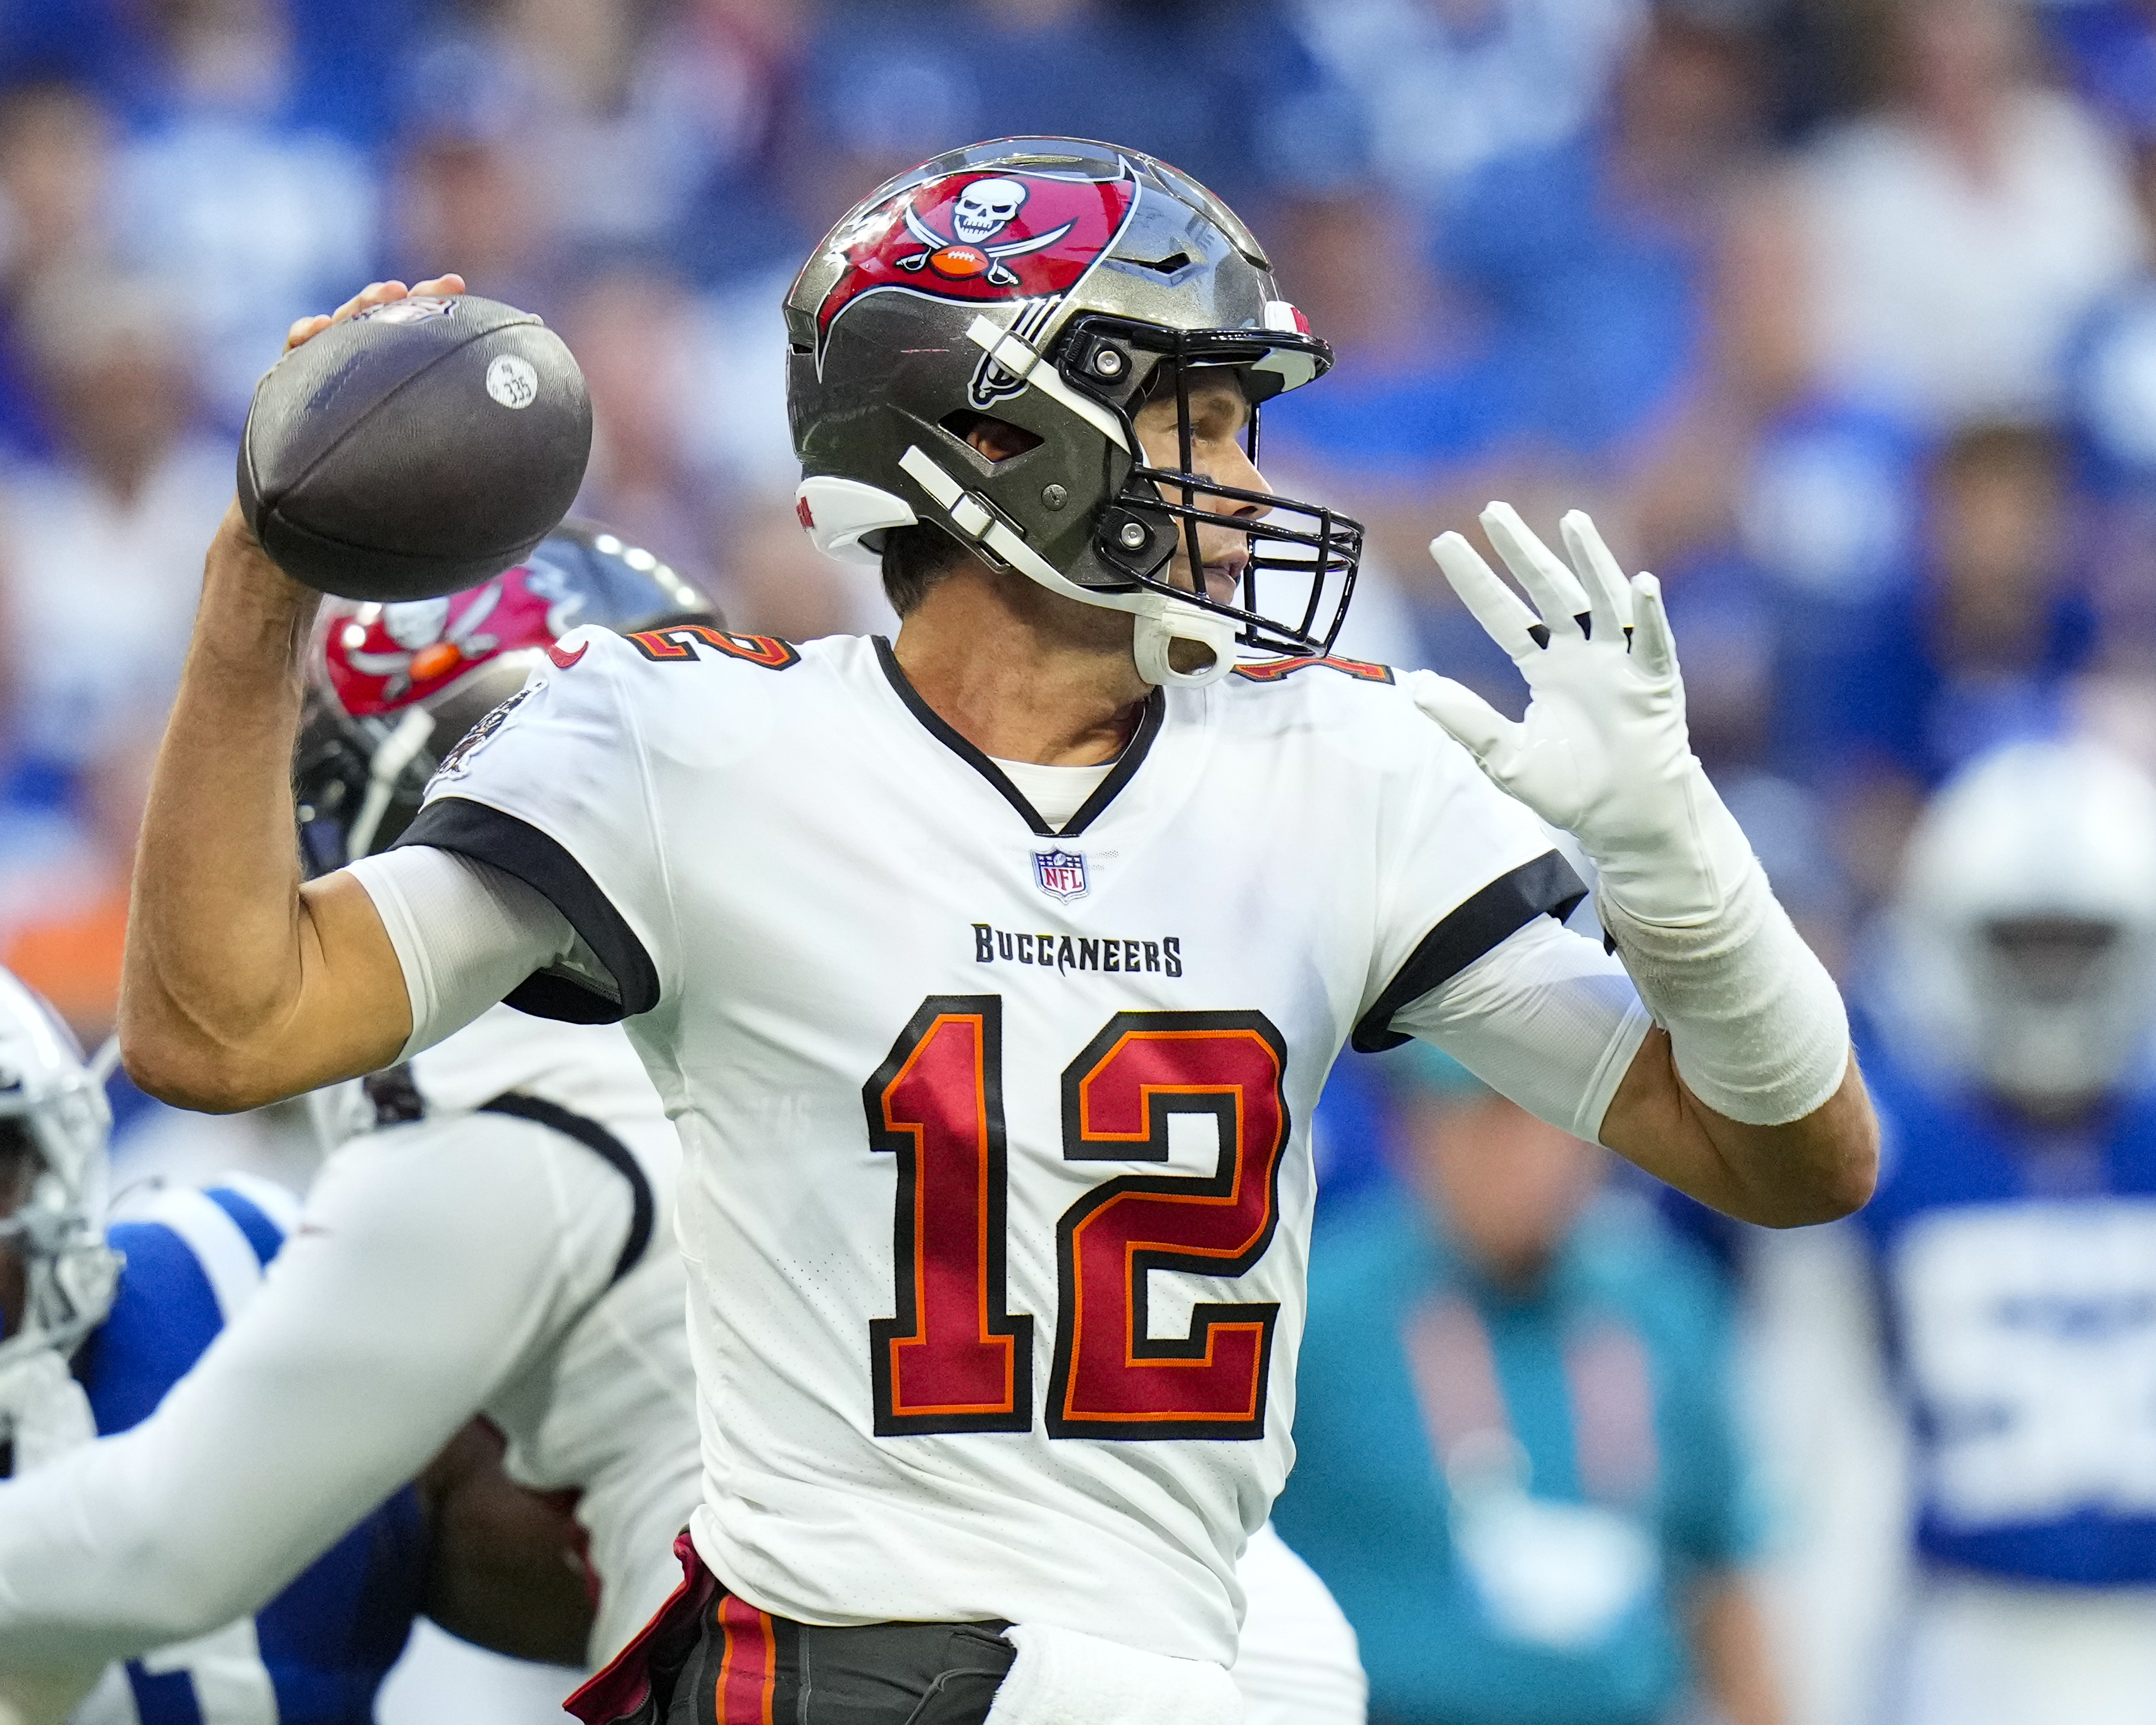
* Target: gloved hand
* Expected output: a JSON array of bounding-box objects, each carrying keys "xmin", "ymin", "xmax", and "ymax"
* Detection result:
[{"xmin": 1408, "ymin": 502, "xmax": 1752, "ymax": 927}]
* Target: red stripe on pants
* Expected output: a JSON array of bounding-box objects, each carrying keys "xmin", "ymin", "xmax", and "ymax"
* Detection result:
[{"xmin": 714, "ymin": 1595, "xmax": 776, "ymax": 1725}]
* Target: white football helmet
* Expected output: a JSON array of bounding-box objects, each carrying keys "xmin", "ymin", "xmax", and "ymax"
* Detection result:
[
  {"xmin": 1873, "ymin": 738, "xmax": 2156, "ymax": 1115},
  {"xmin": 0, "ymin": 968, "xmax": 118, "ymax": 1366}
]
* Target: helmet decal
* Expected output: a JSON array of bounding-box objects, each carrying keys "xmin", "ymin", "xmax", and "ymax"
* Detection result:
[
  {"xmin": 325, "ymin": 565, "xmax": 564, "ymax": 715},
  {"xmin": 784, "ymin": 137, "xmax": 1363, "ymax": 677},
  {"xmin": 816, "ymin": 163, "xmax": 1139, "ymax": 354}
]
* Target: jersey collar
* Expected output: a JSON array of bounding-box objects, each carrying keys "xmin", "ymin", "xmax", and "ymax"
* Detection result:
[{"xmin": 872, "ymin": 636, "xmax": 1165, "ymax": 838}]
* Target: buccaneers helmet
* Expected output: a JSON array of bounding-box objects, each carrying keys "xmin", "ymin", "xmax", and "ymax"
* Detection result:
[
  {"xmin": 0, "ymin": 966, "xmax": 118, "ymax": 1368},
  {"xmin": 1873, "ymin": 737, "xmax": 2156, "ymax": 1116},
  {"xmin": 294, "ymin": 521, "xmax": 713, "ymax": 874},
  {"xmin": 785, "ymin": 136, "xmax": 1363, "ymax": 687}
]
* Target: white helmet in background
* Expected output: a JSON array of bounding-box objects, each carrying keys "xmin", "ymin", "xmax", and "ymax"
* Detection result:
[
  {"xmin": 0, "ymin": 968, "xmax": 118, "ymax": 1366},
  {"xmin": 1875, "ymin": 738, "xmax": 2156, "ymax": 1116}
]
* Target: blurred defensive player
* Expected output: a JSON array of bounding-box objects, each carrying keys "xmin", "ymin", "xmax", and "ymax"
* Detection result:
[
  {"xmin": 0, "ymin": 529, "xmax": 712, "ymax": 1714},
  {"xmin": 121, "ymin": 138, "xmax": 1873, "ymax": 1722},
  {"xmin": 0, "ymin": 961, "xmax": 600, "ymax": 1725},
  {"xmin": 1856, "ymin": 737, "xmax": 2156, "ymax": 1725}
]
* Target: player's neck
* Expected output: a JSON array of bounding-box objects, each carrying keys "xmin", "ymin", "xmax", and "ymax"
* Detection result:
[{"xmin": 894, "ymin": 561, "xmax": 1152, "ymax": 767}]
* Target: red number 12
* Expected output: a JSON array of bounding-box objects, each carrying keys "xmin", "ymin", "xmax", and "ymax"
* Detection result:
[{"xmin": 865, "ymin": 998, "xmax": 1289, "ymax": 1441}]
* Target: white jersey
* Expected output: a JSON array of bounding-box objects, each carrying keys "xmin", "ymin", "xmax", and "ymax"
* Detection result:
[
  {"xmin": 324, "ymin": 1006, "xmax": 700, "ymax": 1662},
  {"xmin": 390, "ymin": 625, "xmax": 1593, "ymax": 1664},
  {"xmin": 0, "ymin": 1008, "xmax": 697, "ymax": 1678}
]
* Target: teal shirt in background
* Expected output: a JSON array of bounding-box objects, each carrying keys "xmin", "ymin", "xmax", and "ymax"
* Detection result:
[{"xmin": 1272, "ymin": 1187, "xmax": 1761, "ymax": 1725}]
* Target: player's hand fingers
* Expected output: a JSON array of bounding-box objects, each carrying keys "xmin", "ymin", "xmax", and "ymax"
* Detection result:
[
  {"xmin": 1430, "ymin": 531, "xmax": 1542, "ymax": 660},
  {"xmin": 1482, "ymin": 502, "xmax": 1590, "ymax": 640},
  {"xmin": 1629, "ymin": 572, "xmax": 1679, "ymax": 682},
  {"xmin": 1559, "ymin": 509, "xmax": 1634, "ymax": 645},
  {"xmin": 1406, "ymin": 671, "xmax": 1518, "ymax": 768},
  {"xmin": 411, "ymin": 273, "xmax": 466, "ymax": 299},
  {"xmin": 283, "ymin": 314, "xmax": 333, "ymax": 352},
  {"xmin": 326, "ymin": 280, "xmax": 409, "ymax": 328}
]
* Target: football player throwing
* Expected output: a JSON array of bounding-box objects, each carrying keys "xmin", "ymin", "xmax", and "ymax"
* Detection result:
[{"xmin": 120, "ymin": 139, "xmax": 1874, "ymax": 1724}]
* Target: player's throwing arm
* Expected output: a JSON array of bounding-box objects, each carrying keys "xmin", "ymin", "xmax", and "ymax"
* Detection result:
[
  {"xmin": 120, "ymin": 278, "xmax": 481, "ymax": 1109},
  {"xmin": 1414, "ymin": 504, "xmax": 1875, "ymax": 1225}
]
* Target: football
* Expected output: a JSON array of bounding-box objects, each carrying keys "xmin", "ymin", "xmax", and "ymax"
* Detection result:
[{"xmin": 237, "ymin": 293, "xmax": 592, "ymax": 602}]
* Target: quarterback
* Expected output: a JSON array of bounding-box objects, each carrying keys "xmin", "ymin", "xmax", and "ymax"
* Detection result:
[{"xmin": 121, "ymin": 139, "xmax": 1874, "ymax": 1723}]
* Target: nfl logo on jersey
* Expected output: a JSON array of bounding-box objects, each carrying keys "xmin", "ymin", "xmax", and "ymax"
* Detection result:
[{"xmin": 1032, "ymin": 848, "xmax": 1089, "ymax": 902}]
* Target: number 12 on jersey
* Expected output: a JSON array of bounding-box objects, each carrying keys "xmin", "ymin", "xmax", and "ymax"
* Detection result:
[{"xmin": 865, "ymin": 997, "xmax": 1290, "ymax": 1441}]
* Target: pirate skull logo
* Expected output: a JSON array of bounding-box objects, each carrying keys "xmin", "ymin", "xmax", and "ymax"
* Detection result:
[
  {"xmin": 951, "ymin": 178, "xmax": 1028, "ymax": 245},
  {"xmin": 343, "ymin": 581, "xmax": 504, "ymax": 701},
  {"xmin": 898, "ymin": 173, "xmax": 1076, "ymax": 289}
]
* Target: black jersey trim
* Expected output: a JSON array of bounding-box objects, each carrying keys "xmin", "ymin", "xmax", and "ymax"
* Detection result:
[
  {"xmin": 395, "ymin": 797, "xmax": 660, "ymax": 1022},
  {"xmin": 871, "ymin": 637, "xmax": 1164, "ymax": 838},
  {"xmin": 1061, "ymin": 691, "xmax": 1165, "ymax": 838},
  {"xmin": 1350, "ymin": 850, "xmax": 1589, "ymax": 1054},
  {"xmin": 479, "ymin": 1092, "xmax": 655, "ymax": 1285}
]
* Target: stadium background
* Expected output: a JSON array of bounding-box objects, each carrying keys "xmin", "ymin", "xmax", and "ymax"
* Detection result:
[{"xmin": 1, "ymin": 0, "xmax": 2152, "ymax": 1719}]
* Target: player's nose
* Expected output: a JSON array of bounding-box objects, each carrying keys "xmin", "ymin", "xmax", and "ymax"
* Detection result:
[{"xmin": 1215, "ymin": 439, "xmax": 1273, "ymax": 521}]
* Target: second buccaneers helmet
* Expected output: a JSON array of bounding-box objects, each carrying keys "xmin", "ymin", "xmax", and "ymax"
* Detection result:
[
  {"xmin": 293, "ymin": 521, "xmax": 714, "ymax": 874},
  {"xmin": 785, "ymin": 136, "xmax": 1363, "ymax": 687}
]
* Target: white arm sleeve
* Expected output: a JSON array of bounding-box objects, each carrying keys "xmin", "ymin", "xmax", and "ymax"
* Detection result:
[
  {"xmin": 344, "ymin": 846, "xmax": 592, "ymax": 1062},
  {"xmin": 0, "ymin": 1116, "xmax": 629, "ymax": 1667},
  {"xmin": 1389, "ymin": 913, "xmax": 1652, "ymax": 1144}
]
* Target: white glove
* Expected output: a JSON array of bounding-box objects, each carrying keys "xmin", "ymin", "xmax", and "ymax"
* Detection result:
[{"xmin": 1409, "ymin": 503, "xmax": 1750, "ymax": 927}]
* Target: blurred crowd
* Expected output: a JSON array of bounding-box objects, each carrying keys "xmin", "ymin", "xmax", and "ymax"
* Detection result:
[{"xmin": 6, "ymin": 0, "xmax": 2156, "ymax": 1721}]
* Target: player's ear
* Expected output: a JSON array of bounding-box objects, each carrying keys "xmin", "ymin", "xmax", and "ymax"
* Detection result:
[{"xmin": 941, "ymin": 410, "xmax": 1043, "ymax": 464}]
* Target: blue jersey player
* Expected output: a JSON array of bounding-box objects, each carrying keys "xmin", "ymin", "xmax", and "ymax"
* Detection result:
[
  {"xmin": 1853, "ymin": 736, "xmax": 2156, "ymax": 1725},
  {"xmin": 0, "ymin": 966, "xmax": 588, "ymax": 1725}
]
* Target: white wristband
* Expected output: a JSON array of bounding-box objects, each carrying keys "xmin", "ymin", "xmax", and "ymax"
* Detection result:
[{"xmin": 1597, "ymin": 855, "xmax": 1849, "ymax": 1127}]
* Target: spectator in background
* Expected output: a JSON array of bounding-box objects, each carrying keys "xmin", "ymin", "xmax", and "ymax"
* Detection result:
[
  {"xmin": 109, "ymin": 0, "xmax": 381, "ymax": 429},
  {"xmin": 1275, "ymin": 1044, "xmax": 1779, "ymax": 1725},
  {"xmin": 388, "ymin": 37, "xmax": 559, "ymax": 312},
  {"xmin": 1817, "ymin": 421, "xmax": 2084, "ymax": 789},
  {"xmin": 559, "ymin": 262, "xmax": 866, "ymax": 643},
  {"xmin": 1741, "ymin": 0, "xmax": 2142, "ymax": 431},
  {"xmin": 0, "ymin": 271, "xmax": 225, "ymax": 780},
  {"xmin": 1292, "ymin": 0, "xmax": 1642, "ymax": 205},
  {"xmin": 399, "ymin": 0, "xmax": 793, "ymax": 294},
  {"xmin": 0, "ymin": 271, "xmax": 227, "ymax": 1037},
  {"xmin": 1852, "ymin": 737, "xmax": 2156, "ymax": 1725},
  {"xmin": 1439, "ymin": 11, "xmax": 1772, "ymax": 473},
  {"xmin": 788, "ymin": 0, "xmax": 1361, "ymax": 247},
  {"xmin": 0, "ymin": 80, "xmax": 112, "ymax": 463}
]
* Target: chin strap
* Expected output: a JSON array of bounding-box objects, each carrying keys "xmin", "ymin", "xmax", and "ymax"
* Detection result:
[{"xmin": 1131, "ymin": 605, "xmax": 1237, "ymax": 688}]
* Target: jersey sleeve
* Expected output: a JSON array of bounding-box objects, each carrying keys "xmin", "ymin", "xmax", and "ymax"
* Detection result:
[
  {"xmin": 1391, "ymin": 914, "xmax": 1651, "ymax": 1143},
  {"xmin": 393, "ymin": 628, "xmax": 676, "ymax": 1022},
  {"xmin": 1351, "ymin": 697, "xmax": 1587, "ymax": 1053},
  {"xmin": 0, "ymin": 1120, "xmax": 631, "ymax": 1667}
]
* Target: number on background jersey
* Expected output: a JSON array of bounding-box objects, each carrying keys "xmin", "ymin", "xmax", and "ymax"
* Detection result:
[
  {"xmin": 1897, "ymin": 1203, "xmax": 2156, "ymax": 1525},
  {"xmin": 866, "ymin": 998, "xmax": 1034, "ymax": 1434},
  {"xmin": 866, "ymin": 1002, "xmax": 1289, "ymax": 1440}
]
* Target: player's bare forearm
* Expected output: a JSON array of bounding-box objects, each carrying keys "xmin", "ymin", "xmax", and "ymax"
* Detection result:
[
  {"xmin": 119, "ymin": 505, "xmax": 409, "ymax": 1111},
  {"xmin": 1601, "ymin": 1027, "xmax": 1877, "ymax": 1227}
]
